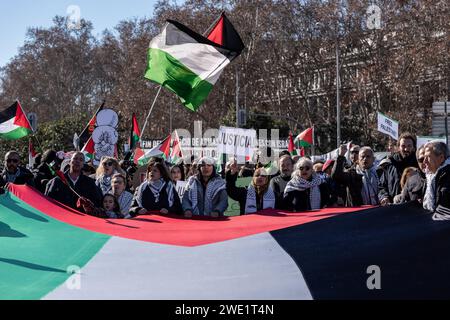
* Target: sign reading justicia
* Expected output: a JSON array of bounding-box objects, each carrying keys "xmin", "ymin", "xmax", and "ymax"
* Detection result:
[{"xmin": 216, "ymin": 126, "xmax": 258, "ymax": 159}]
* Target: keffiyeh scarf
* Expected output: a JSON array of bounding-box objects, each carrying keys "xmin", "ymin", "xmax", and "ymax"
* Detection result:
[
  {"xmin": 186, "ymin": 175, "xmax": 226, "ymax": 215},
  {"xmin": 356, "ymin": 165, "xmax": 379, "ymax": 205},
  {"xmin": 423, "ymin": 158, "xmax": 450, "ymax": 212},
  {"xmin": 284, "ymin": 174, "xmax": 325, "ymax": 210},
  {"xmin": 244, "ymin": 185, "xmax": 276, "ymax": 214}
]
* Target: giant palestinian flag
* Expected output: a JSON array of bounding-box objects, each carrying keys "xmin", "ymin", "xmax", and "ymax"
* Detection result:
[
  {"xmin": 0, "ymin": 101, "xmax": 32, "ymax": 140},
  {"xmin": 144, "ymin": 16, "xmax": 244, "ymax": 111},
  {"xmin": 2, "ymin": 184, "xmax": 450, "ymax": 299}
]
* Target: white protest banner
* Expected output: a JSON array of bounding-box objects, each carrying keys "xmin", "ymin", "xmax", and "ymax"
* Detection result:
[
  {"xmin": 216, "ymin": 126, "xmax": 257, "ymax": 163},
  {"xmin": 417, "ymin": 136, "xmax": 447, "ymax": 149},
  {"xmin": 312, "ymin": 142, "xmax": 352, "ymax": 162},
  {"xmin": 175, "ymin": 181, "xmax": 187, "ymax": 198},
  {"xmin": 377, "ymin": 112, "xmax": 399, "ymax": 140}
]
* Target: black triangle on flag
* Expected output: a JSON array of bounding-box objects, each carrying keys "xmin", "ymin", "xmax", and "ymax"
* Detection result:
[{"xmin": 205, "ymin": 12, "xmax": 245, "ymax": 60}]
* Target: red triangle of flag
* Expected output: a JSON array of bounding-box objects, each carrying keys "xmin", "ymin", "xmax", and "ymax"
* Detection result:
[
  {"xmin": 207, "ymin": 15, "xmax": 224, "ymax": 46},
  {"xmin": 14, "ymin": 101, "xmax": 32, "ymax": 130},
  {"xmin": 160, "ymin": 135, "xmax": 171, "ymax": 158},
  {"xmin": 81, "ymin": 136, "xmax": 95, "ymax": 155},
  {"xmin": 205, "ymin": 12, "xmax": 245, "ymax": 57}
]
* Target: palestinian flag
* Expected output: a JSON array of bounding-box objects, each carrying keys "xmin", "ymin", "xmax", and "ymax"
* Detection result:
[
  {"xmin": 170, "ymin": 131, "xmax": 183, "ymax": 164},
  {"xmin": 129, "ymin": 113, "xmax": 141, "ymax": 150},
  {"xmin": 4, "ymin": 184, "xmax": 450, "ymax": 300},
  {"xmin": 137, "ymin": 135, "xmax": 171, "ymax": 166},
  {"xmin": 0, "ymin": 101, "xmax": 33, "ymax": 140},
  {"xmin": 295, "ymin": 127, "xmax": 314, "ymax": 147},
  {"xmin": 133, "ymin": 148, "xmax": 145, "ymax": 165},
  {"xmin": 288, "ymin": 132, "xmax": 298, "ymax": 156},
  {"xmin": 81, "ymin": 136, "xmax": 95, "ymax": 160},
  {"xmin": 144, "ymin": 16, "xmax": 244, "ymax": 112},
  {"xmin": 77, "ymin": 101, "xmax": 105, "ymax": 150},
  {"xmin": 28, "ymin": 138, "xmax": 38, "ymax": 168}
]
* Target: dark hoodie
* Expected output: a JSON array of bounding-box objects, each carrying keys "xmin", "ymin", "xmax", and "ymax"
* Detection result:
[{"xmin": 378, "ymin": 152, "xmax": 419, "ymax": 202}]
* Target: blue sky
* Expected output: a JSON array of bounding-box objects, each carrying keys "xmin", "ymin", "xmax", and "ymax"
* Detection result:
[{"xmin": 0, "ymin": 0, "xmax": 161, "ymax": 67}]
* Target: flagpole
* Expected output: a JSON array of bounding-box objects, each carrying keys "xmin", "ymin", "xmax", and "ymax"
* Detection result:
[{"xmin": 141, "ymin": 85, "xmax": 163, "ymax": 139}]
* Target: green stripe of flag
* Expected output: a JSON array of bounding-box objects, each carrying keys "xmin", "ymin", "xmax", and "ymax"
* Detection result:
[
  {"xmin": 0, "ymin": 127, "xmax": 32, "ymax": 140},
  {"xmin": 0, "ymin": 192, "xmax": 109, "ymax": 299},
  {"xmin": 144, "ymin": 48, "xmax": 214, "ymax": 112}
]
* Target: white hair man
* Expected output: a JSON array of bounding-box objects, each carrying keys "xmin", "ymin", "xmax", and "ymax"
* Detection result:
[{"xmin": 422, "ymin": 141, "xmax": 450, "ymax": 219}]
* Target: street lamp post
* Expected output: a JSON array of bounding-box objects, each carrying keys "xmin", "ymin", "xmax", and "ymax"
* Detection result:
[{"xmin": 336, "ymin": 37, "xmax": 341, "ymax": 148}]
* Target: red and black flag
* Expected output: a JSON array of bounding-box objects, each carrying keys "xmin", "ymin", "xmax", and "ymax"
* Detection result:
[
  {"xmin": 129, "ymin": 113, "xmax": 141, "ymax": 150},
  {"xmin": 76, "ymin": 101, "xmax": 105, "ymax": 150},
  {"xmin": 205, "ymin": 12, "xmax": 245, "ymax": 61}
]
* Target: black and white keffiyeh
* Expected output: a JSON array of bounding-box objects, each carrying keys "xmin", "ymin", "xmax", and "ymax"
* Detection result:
[
  {"xmin": 97, "ymin": 174, "xmax": 113, "ymax": 195},
  {"xmin": 186, "ymin": 175, "xmax": 226, "ymax": 215},
  {"xmin": 356, "ymin": 165, "xmax": 379, "ymax": 205},
  {"xmin": 116, "ymin": 190, "xmax": 133, "ymax": 217},
  {"xmin": 244, "ymin": 184, "xmax": 276, "ymax": 214},
  {"xmin": 423, "ymin": 158, "xmax": 450, "ymax": 212},
  {"xmin": 135, "ymin": 179, "xmax": 175, "ymax": 209},
  {"xmin": 284, "ymin": 174, "xmax": 325, "ymax": 210}
]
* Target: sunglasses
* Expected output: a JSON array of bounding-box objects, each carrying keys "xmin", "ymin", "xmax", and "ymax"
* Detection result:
[
  {"xmin": 103, "ymin": 161, "xmax": 114, "ymax": 167},
  {"xmin": 299, "ymin": 166, "xmax": 311, "ymax": 171},
  {"xmin": 418, "ymin": 158, "xmax": 425, "ymax": 163},
  {"xmin": 6, "ymin": 159, "xmax": 19, "ymax": 164},
  {"xmin": 350, "ymin": 150, "xmax": 359, "ymax": 154}
]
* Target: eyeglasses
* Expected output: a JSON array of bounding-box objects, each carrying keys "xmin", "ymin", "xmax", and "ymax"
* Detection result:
[
  {"xmin": 103, "ymin": 161, "xmax": 114, "ymax": 167},
  {"xmin": 350, "ymin": 150, "xmax": 359, "ymax": 154},
  {"xmin": 299, "ymin": 166, "xmax": 311, "ymax": 171},
  {"xmin": 6, "ymin": 159, "xmax": 19, "ymax": 164}
]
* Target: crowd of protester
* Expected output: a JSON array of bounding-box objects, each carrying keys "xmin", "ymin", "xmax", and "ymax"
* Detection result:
[{"xmin": 1, "ymin": 131, "xmax": 449, "ymax": 221}]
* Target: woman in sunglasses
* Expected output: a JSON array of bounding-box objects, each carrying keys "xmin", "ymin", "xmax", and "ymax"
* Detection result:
[
  {"xmin": 283, "ymin": 157, "xmax": 332, "ymax": 211},
  {"xmin": 226, "ymin": 160, "xmax": 276, "ymax": 215},
  {"xmin": 95, "ymin": 157, "xmax": 125, "ymax": 195}
]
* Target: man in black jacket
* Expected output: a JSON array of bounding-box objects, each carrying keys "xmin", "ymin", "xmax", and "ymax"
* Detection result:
[
  {"xmin": 422, "ymin": 141, "xmax": 450, "ymax": 219},
  {"xmin": 269, "ymin": 155, "xmax": 294, "ymax": 209},
  {"xmin": 45, "ymin": 152, "xmax": 103, "ymax": 212},
  {"xmin": 0, "ymin": 151, "xmax": 35, "ymax": 189},
  {"xmin": 393, "ymin": 146, "xmax": 426, "ymax": 204},
  {"xmin": 33, "ymin": 149, "xmax": 63, "ymax": 193},
  {"xmin": 378, "ymin": 133, "xmax": 419, "ymax": 206},
  {"xmin": 331, "ymin": 144, "xmax": 379, "ymax": 206}
]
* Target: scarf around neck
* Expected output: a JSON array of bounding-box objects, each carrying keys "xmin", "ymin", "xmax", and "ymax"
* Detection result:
[
  {"xmin": 356, "ymin": 165, "xmax": 379, "ymax": 205},
  {"xmin": 186, "ymin": 175, "xmax": 226, "ymax": 215},
  {"xmin": 284, "ymin": 173, "xmax": 325, "ymax": 210},
  {"xmin": 244, "ymin": 184, "xmax": 276, "ymax": 214}
]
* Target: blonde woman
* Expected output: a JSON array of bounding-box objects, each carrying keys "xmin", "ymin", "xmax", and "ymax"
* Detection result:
[
  {"xmin": 95, "ymin": 157, "xmax": 125, "ymax": 195},
  {"xmin": 283, "ymin": 157, "xmax": 331, "ymax": 211},
  {"xmin": 226, "ymin": 161, "xmax": 276, "ymax": 215}
]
